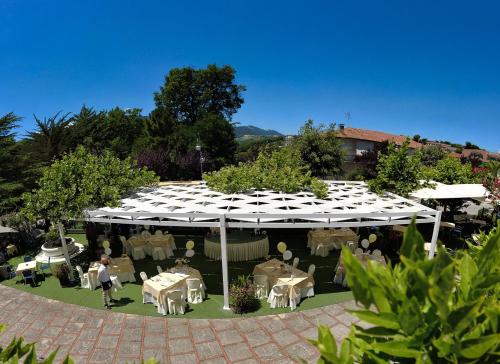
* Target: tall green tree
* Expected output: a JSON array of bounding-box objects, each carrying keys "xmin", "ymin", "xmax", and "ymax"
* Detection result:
[
  {"xmin": 293, "ymin": 120, "xmax": 344, "ymax": 178},
  {"xmin": 22, "ymin": 146, "xmax": 159, "ymax": 278},
  {"xmin": 420, "ymin": 144, "xmax": 447, "ymax": 167},
  {"xmin": 154, "ymin": 64, "xmax": 245, "ymax": 124},
  {"xmin": 368, "ymin": 139, "xmax": 422, "ymax": 197},
  {"xmin": 0, "ymin": 113, "xmax": 25, "ymax": 212}
]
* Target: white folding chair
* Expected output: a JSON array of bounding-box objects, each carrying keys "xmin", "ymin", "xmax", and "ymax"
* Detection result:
[
  {"xmin": 110, "ymin": 275, "xmax": 123, "ymax": 292},
  {"xmin": 155, "ymin": 230, "xmax": 163, "ymax": 236},
  {"xmin": 141, "ymin": 230, "xmax": 151, "ymax": 237},
  {"xmin": 156, "ymin": 265, "xmax": 163, "ymax": 274},
  {"xmin": 166, "ymin": 290, "xmax": 186, "ymax": 314},
  {"xmin": 268, "ymin": 284, "xmax": 289, "ymax": 308},
  {"xmin": 76, "ymin": 265, "xmax": 90, "ymax": 289},
  {"xmin": 119, "ymin": 236, "xmax": 127, "ymax": 255},
  {"xmin": 186, "ymin": 278, "xmax": 205, "ymax": 304},
  {"xmin": 308, "ymin": 264, "xmax": 316, "ymax": 276},
  {"xmin": 139, "ymin": 271, "xmax": 148, "ymax": 282},
  {"xmin": 292, "ymin": 257, "xmax": 299, "ymax": 269},
  {"xmin": 152, "ymin": 247, "xmax": 166, "ymax": 261},
  {"xmin": 254, "ymin": 275, "xmax": 269, "ymax": 299}
]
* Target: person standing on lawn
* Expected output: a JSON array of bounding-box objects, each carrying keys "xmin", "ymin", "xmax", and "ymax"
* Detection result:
[{"xmin": 97, "ymin": 255, "xmax": 116, "ymax": 309}]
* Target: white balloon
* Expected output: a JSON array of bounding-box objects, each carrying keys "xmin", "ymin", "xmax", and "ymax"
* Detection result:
[
  {"xmin": 104, "ymin": 247, "xmax": 112, "ymax": 255},
  {"xmin": 354, "ymin": 248, "xmax": 363, "ymax": 256},
  {"xmin": 372, "ymin": 249, "xmax": 382, "ymax": 257},
  {"xmin": 185, "ymin": 249, "xmax": 195, "ymax": 258},
  {"xmin": 283, "ymin": 250, "xmax": 293, "ymax": 261},
  {"xmin": 361, "ymin": 239, "xmax": 369, "ymax": 249}
]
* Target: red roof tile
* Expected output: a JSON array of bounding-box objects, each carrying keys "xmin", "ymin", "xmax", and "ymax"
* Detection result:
[{"xmin": 337, "ymin": 127, "xmax": 422, "ymax": 149}]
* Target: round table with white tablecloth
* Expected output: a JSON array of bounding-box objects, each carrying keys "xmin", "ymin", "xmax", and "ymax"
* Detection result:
[{"xmin": 204, "ymin": 231, "xmax": 269, "ymax": 262}]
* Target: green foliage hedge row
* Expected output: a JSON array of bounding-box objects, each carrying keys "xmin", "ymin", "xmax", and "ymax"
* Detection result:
[{"xmin": 204, "ymin": 146, "xmax": 329, "ymax": 198}]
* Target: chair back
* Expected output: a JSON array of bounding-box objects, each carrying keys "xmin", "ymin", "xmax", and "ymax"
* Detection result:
[
  {"xmin": 155, "ymin": 230, "xmax": 163, "ymax": 236},
  {"xmin": 254, "ymin": 275, "xmax": 268, "ymax": 286},
  {"xmin": 156, "ymin": 265, "xmax": 163, "ymax": 274},
  {"xmin": 139, "ymin": 271, "xmax": 148, "ymax": 282},
  {"xmin": 308, "ymin": 264, "xmax": 316, "ymax": 276},
  {"xmin": 23, "ymin": 256, "xmax": 32, "ymax": 262},
  {"xmin": 167, "ymin": 290, "xmax": 183, "ymax": 301},
  {"xmin": 141, "ymin": 230, "xmax": 151, "ymax": 237},
  {"xmin": 119, "ymin": 236, "xmax": 126, "ymax": 244},
  {"xmin": 76, "ymin": 265, "xmax": 84, "ymax": 277},
  {"xmin": 186, "ymin": 278, "xmax": 201, "ymax": 290},
  {"xmin": 292, "ymin": 257, "xmax": 299, "ymax": 268}
]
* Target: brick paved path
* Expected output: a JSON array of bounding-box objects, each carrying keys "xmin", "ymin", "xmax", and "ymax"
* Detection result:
[{"xmin": 0, "ymin": 285, "xmax": 358, "ymax": 363}]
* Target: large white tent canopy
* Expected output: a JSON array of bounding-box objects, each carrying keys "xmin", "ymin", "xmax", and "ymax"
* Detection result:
[
  {"xmin": 410, "ymin": 182, "xmax": 489, "ymax": 201},
  {"xmin": 86, "ymin": 181, "xmax": 442, "ymax": 309}
]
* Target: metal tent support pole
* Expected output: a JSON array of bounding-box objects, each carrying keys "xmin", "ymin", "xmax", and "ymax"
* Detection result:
[
  {"xmin": 428, "ymin": 211, "xmax": 442, "ymax": 259},
  {"xmin": 219, "ymin": 215, "xmax": 230, "ymax": 310},
  {"xmin": 57, "ymin": 221, "xmax": 74, "ymax": 280}
]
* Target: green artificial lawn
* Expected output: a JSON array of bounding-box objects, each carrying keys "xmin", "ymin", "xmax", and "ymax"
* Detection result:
[{"xmin": 2, "ymin": 229, "xmax": 355, "ymax": 318}]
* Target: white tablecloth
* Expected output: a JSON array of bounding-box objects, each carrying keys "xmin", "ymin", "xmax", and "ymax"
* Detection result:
[
  {"xmin": 308, "ymin": 228, "xmax": 359, "ymax": 254},
  {"xmin": 126, "ymin": 234, "xmax": 176, "ymax": 257},
  {"xmin": 204, "ymin": 236, "xmax": 269, "ymax": 262},
  {"xmin": 333, "ymin": 252, "xmax": 386, "ymax": 287},
  {"xmin": 87, "ymin": 256, "xmax": 136, "ymax": 290}
]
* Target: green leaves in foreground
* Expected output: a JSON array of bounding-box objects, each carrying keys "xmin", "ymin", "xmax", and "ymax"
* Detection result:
[{"xmin": 307, "ymin": 221, "xmax": 500, "ymax": 363}]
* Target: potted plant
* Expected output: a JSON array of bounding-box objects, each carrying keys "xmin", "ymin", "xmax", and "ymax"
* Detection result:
[
  {"xmin": 53, "ymin": 263, "xmax": 71, "ymax": 287},
  {"xmin": 229, "ymin": 275, "xmax": 260, "ymax": 314}
]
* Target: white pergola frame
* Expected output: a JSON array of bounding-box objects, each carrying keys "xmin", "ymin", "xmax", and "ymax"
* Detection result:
[{"xmin": 85, "ymin": 181, "xmax": 441, "ymax": 310}]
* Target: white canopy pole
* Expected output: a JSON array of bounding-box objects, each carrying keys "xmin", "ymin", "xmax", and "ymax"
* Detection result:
[
  {"xmin": 219, "ymin": 214, "xmax": 230, "ymax": 310},
  {"xmin": 428, "ymin": 211, "xmax": 442, "ymax": 258}
]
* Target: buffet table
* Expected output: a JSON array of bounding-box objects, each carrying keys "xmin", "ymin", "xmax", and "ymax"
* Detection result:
[
  {"xmin": 126, "ymin": 234, "xmax": 176, "ymax": 256},
  {"xmin": 87, "ymin": 255, "xmax": 136, "ymax": 290},
  {"xmin": 204, "ymin": 231, "xmax": 269, "ymax": 262},
  {"xmin": 253, "ymin": 258, "xmax": 315, "ymax": 307},
  {"xmin": 142, "ymin": 266, "xmax": 205, "ymax": 315}
]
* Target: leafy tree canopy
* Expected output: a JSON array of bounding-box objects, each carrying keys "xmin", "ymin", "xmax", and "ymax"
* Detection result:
[
  {"xmin": 22, "ymin": 146, "xmax": 158, "ymax": 222},
  {"xmin": 420, "ymin": 144, "xmax": 447, "ymax": 167},
  {"xmin": 422, "ymin": 155, "xmax": 478, "ymax": 184},
  {"xmin": 154, "ymin": 64, "xmax": 245, "ymax": 124},
  {"xmin": 204, "ymin": 146, "xmax": 329, "ymax": 198},
  {"xmin": 367, "ymin": 139, "xmax": 422, "ymax": 197},
  {"xmin": 292, "ymin": 120, "xmax": 344, "ymax": 179}
]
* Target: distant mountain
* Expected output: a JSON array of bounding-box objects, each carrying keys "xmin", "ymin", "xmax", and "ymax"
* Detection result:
[{"xmin": 234, "ymin": 125, "xmax": 284, "ymax": 138}]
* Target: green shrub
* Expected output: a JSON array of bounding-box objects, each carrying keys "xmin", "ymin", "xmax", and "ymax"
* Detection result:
[
  {"xmin": 204, "ymin": 146, "xmax": 329, "ymax": 198},
  {"xmin": 306, "ymin": 220, "xmax": 500, "ymax": 363},
  {"xmin": 229, "ymin": 275, "xmax": 261, "ymax": 314}
]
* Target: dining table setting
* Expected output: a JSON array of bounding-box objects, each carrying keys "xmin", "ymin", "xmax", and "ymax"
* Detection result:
[
  {"xmin": 87, "ymin": 255, "xmax": 136, "ymax": 290},
  {"xmin": 126, "ymin": 233, "xmax": 176, "ymax": 259},
  {"xmin": 308, "ymin": 228, "xmax": 359, "ymax": 255},
  {"xmin": 333, "ymin": 250, "xmax": 386, "ymax": 287}
]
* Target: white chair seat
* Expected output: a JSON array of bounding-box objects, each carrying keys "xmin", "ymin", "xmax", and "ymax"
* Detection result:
[
  {"xmin": 152, "ymin": 247, "xmax": 166, "ymax": 261},
  {"xmin": 267, "ymin": 285, "xmax": 289, "ymax": 308},
  {"xmin": 186, "ymin": 278, "xmax": 205, "ymax": 304},
  {"xmin": 315, "ymin": 244, "xmax": 329, "ymax": 257},
  {"xmin": 110, "ymin": 275, "xmax": 123, "ymax": 292},
  {"xmin": 132, "ymin": 246, "xmax": 146, "ymax": 260},
  {"xmin": 167, "ymin": 290, "xmax": 186, "ymax": 314},
  {"xmin": 254, "ymin": 275, "xmax": 269, "ymax": 299}
]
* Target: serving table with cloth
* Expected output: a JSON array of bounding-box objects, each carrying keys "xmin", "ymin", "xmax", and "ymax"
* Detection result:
[
  {"xmin": 142, "ymin": 266, "xmax": 206, "ymax": 315},
  {"xmin": 15, "ymin": 261, "xmax": 37, "ymax": 276},
  {"xmin": 204, "ymin": 231, "xmax": 269, "ymax": 262},
  {"xmin": 87, "ymin": 255, "xmax": 136, "ymax": 290},
  {"xmin": 308, "ymin": 228, "xmax": 359, "ymax": 255},
  {"xmin": 126, "ymin": 234, "xmax": 176, "ymax": 259},
  {"xmin": 6, "ymin": 244, "xmax": 18, "ymax": 256},
  {"xmin": 253, "ymin": 258, "xmax": 314, "ymax": 309},
  {"xmin": 333, "ymin": 251, "xmax": 386, "ymax": 287}
]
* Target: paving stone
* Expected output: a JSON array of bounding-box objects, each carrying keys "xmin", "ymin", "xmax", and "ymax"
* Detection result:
[
  {"xmin": 272, "ymin": 329, "xmax": 300, "ymax": 347},
  {"xmin": 210, "ymin": 319, "xmax": 234, "ymax": 331},
  {"xmin": 68, "ymin": 355, "xmax": 89, "ymax": 364},
  {"xmin": 114, "ymin": 356, "xmax": 141, "ymax": 364},
  {"xmin": 145, "ymin": 319, "xmax": 166, "ymax": 333},
  {"xmin": 102, "ymin": 323, "xmax": 123, "ymax": 335},
  {"xmin": 253, "ymin": 343, "xmax": 287, "ymax": 361},
  {"xmin": 143, "ymin": 334, "xmax": 167, "ymax": 348},
  {"xmin": 284, "ymin": 341, "xmax": 319, "ymax": 361},
  {"xmin": 142, "ymin": 349, "xmax": 168, "ymax": 363},
  {"xmin": 189, "ymin": 319, "xmax": 210, "ymax": 328},
  {"xmin": 192, "ymin": 327, "xmax": 216, "ymax": 344},
  {"xmin": 63, "ymin": 322, "xmax": 85, "ymax": 333},
  {"xmin": 40, "ymin": 326, "xmax": 63, "ymax": 338},
  {"xmin": 196, "ymin": 340, "xmax": 223, "ymax": 360},
  {"xmin": 54, "ymin": 332, "xmax": 78, "ymax": 346},
  {"xmin": 167, "ymin": 324, "xmax": 189, "ymax": 338},
  {"xmin": 330, "ymin": 323, "xmax": 350, "ymax": 341},
  {"xmin": 285, "ymin": 315, "xmax": 313, "ymax": 333},
  {"xmin": 201, "ymin": 357, "xmax": 228, "ymax": 364},
  {"xmin": 336, "ymin": 312, "xmax": 358, "ymax": 326},
  {"xmin": 125, "ymin": 316, "xmax": 145, "ymax": 328},
  {"xmin": 233, "ymin": 359, "xmax": 260, "ymax": 364},
  {"xmin": 235, "ymin": 318, "xmax": 261, "ymax": 332},
  {"xmin": 78, "ymin": 328, "xmax": 100, "ymax": 341},
  {"xmin": 168, "ymin": 338, "xmax": 194, "ymax": 355},
  {"xmin": 89, "ymin": 348, "xmax": 115, "ymax": 363},
  {"xmin": 169, "ymin": 353, "xmax": 197, "ymax": 364},
  {"xmin": 258, "ymin": 317, "xmax": 285, "ymax": 333},
  {"xmin": 244, "ymin": 329, "xmax": 272, "ymax": 347},
  {"xmin": 223, "ymin": 342, "xmax": 253, "ymax": 362},
  {"xmin": 71, "ymin": 340, "xmax": 96, "ymax": 355},
  {"xmin": 117, "ymin": 340, "xmax": 142, "ymax": 356},
  {"xmin": 97, "ymin": 334, "xmax": 120, "ymax": 349},
  {"xmin": 216, "ymin": 328, "xmax": 244, "ymax": 345},
  {"xmin": 309, "ymin": 313, "xmax": 338, "ymax": 327},
  {"xmin": 121, "ymin": 327, "xmax": 144, "ymax": 341}
]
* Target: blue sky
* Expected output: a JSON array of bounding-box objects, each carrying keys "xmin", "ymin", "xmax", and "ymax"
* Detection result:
[{"xmin": 1, "ymin": 0, "xmax": 499, "ymax": 152}]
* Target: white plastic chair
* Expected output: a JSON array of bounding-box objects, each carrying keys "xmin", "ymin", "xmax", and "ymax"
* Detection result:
[
  {"xmin": 186, "ymin": 278, "xmax": 205, "ymax": 304},
  {"xmin": 308, "ymin": 264, "xmax": 316, "ymax": 276},
  {"xmin": 166, "ymin": 290, "xmax": 186, "ymax": 314},
  {"xmin": 268, "ymin": 284, "xmax": 288, "ymax": 308},
  {"xmin": 132, "ymin": 246, "xmax": 146, "ymax": 260},
  {"xmin": 110, "ymin": 275, "xmax": 123, "ymax": 292},
  {"xmin": 316, "ymin": 244, "xmax": 329, "ymax": 257},
  {"xmin": 155, "ymin": 230, "xmax": 163, "ymax": 236},
  {"xmin": 76, "ymin": 265, "xmax": 90, "ymax": 289},
  {"xmin": 152, "ymin": 247, "xmax": 166, "ymax": 261},
  {"xmin": 254, "ymin": 275, "xmax": 269, "ymax": 299},
  {"xmin": 141, "ymin": 230, "xmax": 151, "ymax": 237},
  {"xmin": 157, "ymin": 265, "xmax": 163, "ymax": 274},
  {"xmin": 139, "ymin": 271, "xmax": 148, "ymax": 282},
  {"xmin": 292, "ymin": 257, "xmax": 299, "ymax": 269}
]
